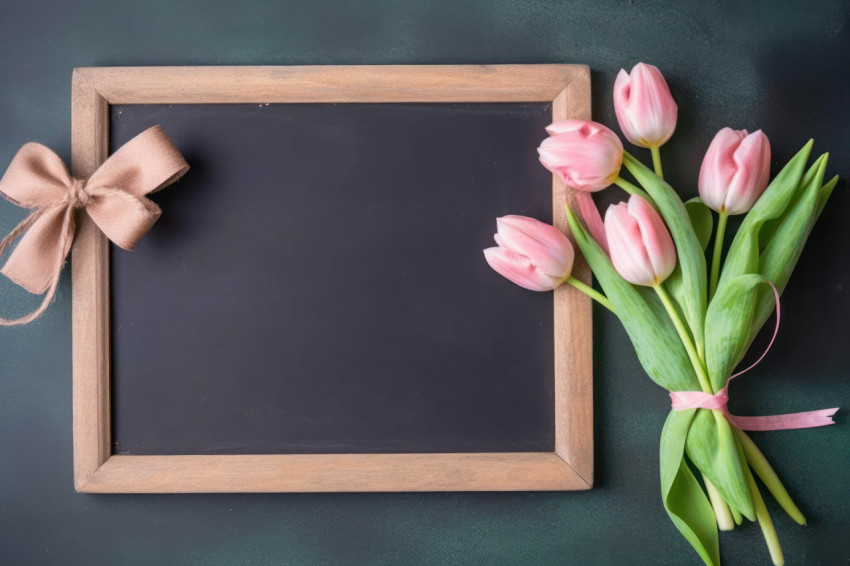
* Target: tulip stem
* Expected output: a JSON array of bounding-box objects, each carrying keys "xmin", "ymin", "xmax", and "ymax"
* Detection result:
[
  {"xmin": 654, "ymin": 284, "xmax": 714, "ymax": 395},
  {"xmin": 743, "ymin": 457, "xmax": 785, "ymax": 566},
  {"xmin": 736, "ymin": 429, "xmax": 807, "ymax": 526},
  {"xmin": 566, "ymin": 277, "xmax": 614, "ymax": 313},
  {"xmin": 650, "ymin": 146, "xmax": 663, "ymax": 179},
  {"xmin": 704, "ymin": 475, "xmax": 736, "ymax": 531},
  {"xmin": 709, "ymin": 211, "xmax": 728, "ymax": 299}
]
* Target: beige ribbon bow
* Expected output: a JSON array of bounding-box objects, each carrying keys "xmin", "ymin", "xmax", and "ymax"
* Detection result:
[{"xmin": 0, "ymin": 125, "xmax": 189, "ymax": 326}]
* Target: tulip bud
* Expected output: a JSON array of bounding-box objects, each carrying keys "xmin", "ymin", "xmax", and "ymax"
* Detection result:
[
  {"xmin": 537, "ymin": 120, "xmax": 623, "ymax": 192},
  {"xmin": 484, "ymin": 215, "xmax": 574, "ymax": 292},
  {"xmin": 605, "ymin": 195, "xmax": 677, "ymax": 286},
  {"xmin": 613, "ymin": 63, "xmax": 678, "ymax": 148},
  {"xmin": 698, "ymin": 128, "xmax": 771, "ymax": 215}
]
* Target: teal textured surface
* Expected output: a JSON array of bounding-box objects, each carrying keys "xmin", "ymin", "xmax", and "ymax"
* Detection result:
[{"xmin": 0, "ymin": 1, "xmax": 847, "ymax": 564}]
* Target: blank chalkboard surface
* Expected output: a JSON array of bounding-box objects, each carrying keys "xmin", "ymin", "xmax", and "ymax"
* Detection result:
[
  {"xmin": 70, "ymin": 65, "xmax": 592, "ymax": 492},
  {"xmin": 110, "ymin": 101, "xmax": 555, "ymax": 455}
]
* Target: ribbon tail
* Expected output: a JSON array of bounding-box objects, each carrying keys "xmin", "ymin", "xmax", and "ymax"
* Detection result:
[
  {"xmin": 0, "ymin": 207, "xmax": 74, "ymax": 326},
  {"xmin": 725, "ymin": 407, "xmax": 839, "ymax": 431},
  {"xmin": 1, "ymin": 204, "xmax": 73, "ymax": 294}
]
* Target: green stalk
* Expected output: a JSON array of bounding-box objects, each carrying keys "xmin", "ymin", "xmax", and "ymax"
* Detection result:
[
  {"xmin": 565, "ymin": 277, "xmax": 615, "ymax": 313},
  {"xmin": 650, "ymin": 145, "xmax": 663, "ymax": 179},
  {"xmin": 704, "ymin": 475, "xmax": 735, "ymax": 531},
  {"xmin": 709, "ymin": 211, "xmax": 728, "ymax": 300},
  {"xmin": 656, "ymin": 282, "xmax": 733, "ymax": 448},
  {"xmin": 654, "ymin": 284, "xmax": 713, "ymax": 395},
  {"xmin": 736, "ymin": 429, "xmax": 806, "ymax": 525},
  {"xmin": 743, "ymin": 461, "xmax": 785, "ymax": 566}
]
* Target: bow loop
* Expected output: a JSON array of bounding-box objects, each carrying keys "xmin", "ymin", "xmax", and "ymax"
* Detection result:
[
  {"xmin": 86, "ymin": 125, "xmax": 189, "ymax": 198},
  {"xmin": 0, "ymin": 143, "xmax": 75, "ymax": 208},
  {"xmin": 0, "ymin": 125, "xmax": 188, "ymax": 325},
  {"xmin": 84, "ymin": 187, "xmax": 162, "ymax": 251}
]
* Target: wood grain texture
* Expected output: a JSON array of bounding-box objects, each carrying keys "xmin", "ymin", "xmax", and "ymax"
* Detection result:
[
  {"xmin": 552, "ymin": 72, "xmax": 594, "ymax": 488},
  {"xmin": 73, "ymin": 65, "xmax": 587, "ymax": 104},
  {"xmin": 71, "ymin": 70, "xmax": 112, "ymax": 491},
  {"xmin": 71, "ymin": 65, "xmax": 593, "ymax": 492},
  {"xmin": 81, "ymin": 453, "xmax": 589, "ymax": 493}
]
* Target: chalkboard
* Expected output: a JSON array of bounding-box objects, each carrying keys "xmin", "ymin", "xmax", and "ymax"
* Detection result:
[
  {"xmin": 110, "ymin": 101, "xmax": 556, "ymax": 455},
  {"xmin": 70, "ymin": 65, "xmax": 593, "ymax": 492}
]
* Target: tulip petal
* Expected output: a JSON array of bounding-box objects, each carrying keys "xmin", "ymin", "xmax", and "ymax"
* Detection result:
[
  {"xmin": 546, "ymin": 119, "xmax": 615, "ymax": 139},
  {"xmin": 483, "ymin": 246, "xmax": 562, "ymax": 292},
  {"xmin": 605, "ymin": 202, "xmax": 656, "ymax": 286},
  {"xmin": 629, "ymin": 195, "xmax": 677, "ymax": 283},
  {"xmin": 614, "ymin": 69, "xmax": 642, "ymax": 147},
  {"xmin": 629, "ymin": 63, "xmax": 678, "ymax": 146},
  {"xmin": 699, "ymin": 128, "xmax": 746, "ymax": 212},
  {"xmin": 698, "ymin": 128, "xmax": 771, "ymax": 215},
  {"xmin": 614, "ymin": 63, "xmax": 677, "ymax": 148},
  {"xmin": 725, "ymin": 130, "xmax": 771, "ymax": 214},
  {"xmin": 495, "ymin": 216, "xmax": 574, "ymax": 278},
  {"xmin": 538, "ymin": 125, "xmax": 623, "ymax": 192},
  {"xmin": 545, "ymin": 119, "xmax": 584, "ymax": 136}
]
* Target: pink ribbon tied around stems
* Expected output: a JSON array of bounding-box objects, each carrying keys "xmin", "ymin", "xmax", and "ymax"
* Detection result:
[
  {"xmin": 670, "ymin": 281, "xmax": 838, "ymax": 431},
  {"xmin": 0, "ymin": 125, "xmax": 189, "ymax": 326}
]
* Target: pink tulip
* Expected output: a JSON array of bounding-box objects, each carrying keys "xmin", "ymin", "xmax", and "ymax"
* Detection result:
[
  {"xmin": 605, "ymin": 195, "xmax": 677, "ymax": 286},
  {"xmin": 537, "ymin": 120, "xmax": 623, "ymax": 192},
  {"xmin": 613, "ymin": 63, "xmax": 678, "ymax": 148},
  {"xmin": 698, "ymin": 128, "xmax": 771, "ymax": 215},
  {"xmin": 483, "ymin": 215, "xmax": 574, "ymax": 292}
]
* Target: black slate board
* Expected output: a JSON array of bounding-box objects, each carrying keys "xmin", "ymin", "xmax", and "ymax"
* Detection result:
[{"xmin": 109, "ymin": 102, "xmax": 556, "ymax": 455}]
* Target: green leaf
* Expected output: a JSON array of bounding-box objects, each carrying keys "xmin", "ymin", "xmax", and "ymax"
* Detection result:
[
  {"xmin": 663, "ymin": 199, "xmax": 712, "ymax": 330},
  {"xmin": 705, "ymin": 274, "xmax": 765, "ymax": 391},
  {"xmin": 685, "ymin": 198, "xmax": 714, "ymax": 252},
  {"xmin": 660, "ymin": 409, "xmax": 720, "ymax": 566},
  {"xmin": 622, "ymin": 153, "xmax": 708, "ymax": 354},
  {"xmin": 685, "ymin": 409, "xmax": 756, "ymax": 521},
  {"xmin": 758, "ymin": 155, "xmax": 825, "ymax": 249},
  {"xmin": 718, "ymin": 140, "xmax": 813, "ymax": 287},
  {"xmin": 750, "ymin": 155, "xmax": 829, "ymax": 343},
  {"xmin": 565, "ymin": 206, "xmax": 699, "ymax": 391},
  {"xmin": 815, "ymin": 175, "xmax": 839, "ymax": 221},
  {"xmin": 664, "ymin": 197, "xmax": 714, "ymax": 336}
]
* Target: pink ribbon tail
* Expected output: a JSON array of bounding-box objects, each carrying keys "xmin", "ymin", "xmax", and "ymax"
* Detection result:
[
  {"xmin": 723, "ymin": 408, "xmax": 839, "ymax": 431},
  {"xmin": 670, "ymin": 387, "xmax": 839, "ymax": 431}
]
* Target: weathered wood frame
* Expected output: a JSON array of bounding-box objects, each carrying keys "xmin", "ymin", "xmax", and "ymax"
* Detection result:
[{"xmin": 71, "ymin": 65, "xmax": 593, "ymax": 493}]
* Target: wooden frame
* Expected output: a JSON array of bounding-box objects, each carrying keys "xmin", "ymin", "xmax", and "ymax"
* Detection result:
[{"xmin": 71, "ymin": 65, "xmax": 593, "ymax": 493}]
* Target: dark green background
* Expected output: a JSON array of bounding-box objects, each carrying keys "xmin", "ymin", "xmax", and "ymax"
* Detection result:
[{"xmin": 0, "ymin": 1, "xmax": 847, "ymax": 564}]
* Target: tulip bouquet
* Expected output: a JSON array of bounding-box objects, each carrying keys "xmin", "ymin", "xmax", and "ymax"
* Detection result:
[{"xmin": 485, "ymin": 63, "xmax": 839, "ymax": 565}]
